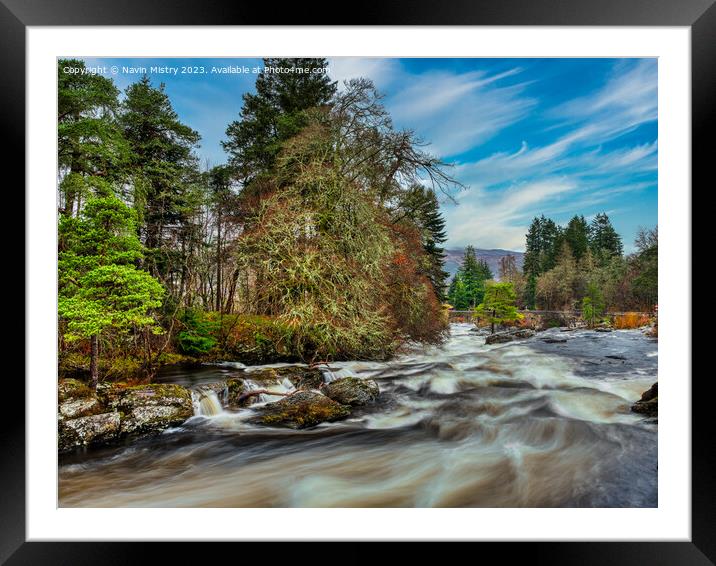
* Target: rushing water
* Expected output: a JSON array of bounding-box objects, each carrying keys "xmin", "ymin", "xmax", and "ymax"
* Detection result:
[{"xmin": 58, "ymin": 324, "xmax": 658, "ymax": 507}]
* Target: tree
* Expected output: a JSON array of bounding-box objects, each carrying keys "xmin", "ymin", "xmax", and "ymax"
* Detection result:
[
  {"xmin": 223, "ymin": 58, "xmax": 337, "ymax": 185},
  {"xmin": 120, "ymin": 76, "xmax": 201, "ymax": 286},
  {"xmin": 58, "ymin": 59, "xmax": 128, "ymax": 216},
  {"xmin": 631, "ymin": 226, "xmax": 658, "ymax": 308},
  {"xmin": 498, "ymin": 255, "xmax": 518, "ymax": 282},
  {"xmin": 564, "ymin": 215, "xmax": 590, "ymax": 261},
  {"xmin": 396, "ymin": 185, "xmax": 449, "ymax": 300},
  {"xmin": 535, "ymin": 242, "xmax": 579, "ymax": 310},
  {"xmin": 474, "ymin": 282, "xmax": 523, "ymax": 334},
  {"xmin": 589, "ymin": 212, "xmax": 623, "ymax": 262},
  {"xmin": 459, "ymin": 246, "xmax": 487, "ymax": 308},
  {"xmin": 582, "ymin": 282, "xmax": 605, "ymax": 327},
  {"xmin": 447, "ymin": 272, "xmax": 469, "ymax": 310},
  {"xmin": 58, "ymin": 195, "xmax": 165, "ymax": 387}
]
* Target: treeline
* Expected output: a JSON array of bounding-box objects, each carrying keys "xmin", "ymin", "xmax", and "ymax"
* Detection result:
[
  {"xmin": 509, "ymin": 214, "xmax": 657, "ymax": 312},
  {"xmin": 57, "ymin": 58, "xmax": 459, "ymax": 384}
]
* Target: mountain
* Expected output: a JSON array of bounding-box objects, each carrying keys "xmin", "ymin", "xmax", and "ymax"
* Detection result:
[{"xmin": 444, "ymin": 248, "xmax": 525, "ymax": 280}]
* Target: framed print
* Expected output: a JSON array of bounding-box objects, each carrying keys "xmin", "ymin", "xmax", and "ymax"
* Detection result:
[{"xmin": 6, "ymin": 0, "xmax": 709, "ymax": 563}]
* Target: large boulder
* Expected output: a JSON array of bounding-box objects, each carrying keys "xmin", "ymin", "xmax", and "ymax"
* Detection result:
[
  {"xmin": 58, "ymin": 378, "xmax": 93, "ymax": 402},
  {"xmin": 631, "ymin": 382, "xmax": 658, "ymax": 418},
  {"xmin": 59, "ymin": 396, "xmax": 102, "ymax": 420},
  {"xmin": 322, "ymin": 377, "xmax": 379, "ymax": 406},
  {"xmin": 251, "ymin": 391, "xmax": 350, "ymax": 429},
  {"xmin": 485, "ymin": 331, "xmax": 516, "ymax": 345},
  {"xmin": 243, "ymin": 366, "xmax": 324, "ymax": 390},
  {"xmin": 58, "ymin": 412, "xmax": 121, "ymax": 452},
  {"xmin": 108, "ymin": 383, "xmax": 193, "ymax": 437}
]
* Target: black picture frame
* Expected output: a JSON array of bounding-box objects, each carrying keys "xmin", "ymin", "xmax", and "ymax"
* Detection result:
[{"xmin": 4, "ymin": 0, "xmax": 707, "ymax": 563}]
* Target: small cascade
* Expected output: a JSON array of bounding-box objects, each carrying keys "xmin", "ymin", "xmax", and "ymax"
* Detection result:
[{"xmin": 192, "ymin": 389, "xmax": 224, "ymax": 417}]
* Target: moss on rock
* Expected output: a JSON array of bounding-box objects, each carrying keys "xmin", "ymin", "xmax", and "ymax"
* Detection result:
[
  {"xmin": 251, "ymin": 390, "xmax": 350, "ymax": 429},
  {"xmin": 322, "ymin": 377, "xmax": 380, "ymax": 406}
]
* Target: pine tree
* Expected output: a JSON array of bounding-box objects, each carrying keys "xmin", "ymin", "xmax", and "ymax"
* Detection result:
[
  {"xmin": 58, "ymin": 59, "xmax": 128, "ymax": 216},
  {"xmin": 58, "ymin": 194, "xmax": 164, "ymax": 387},
  {"xmin": 474, "ymin": 282, "xmax": 523, "ymax": 334},
  {"xmin": 564, "ymin": 215, "xmax": 589, "ymax": 260},
  {"xmin": 223, "ymin": 58, "xmax": 337, "ymax": 185},
  {"xmin": 397, "ymin": 185, "xmax": 449, "ymax": 300},
  {"xmin": 120, "ymin": 76, "xmax": 201, "ymax": 284},
  {"xmin": 589, "ymin": 212, "xmax": 623, "ymax": 262}
]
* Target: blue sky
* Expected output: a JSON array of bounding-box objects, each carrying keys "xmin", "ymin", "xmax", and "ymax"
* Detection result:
[{"xmin": 78, "ymin": 57, "xmax": 658, "ymax": 253}]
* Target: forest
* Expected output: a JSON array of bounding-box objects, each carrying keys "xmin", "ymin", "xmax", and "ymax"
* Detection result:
[
  {"xmin": 57, "ymin": 57, "xmax": 461, "ymax": 386},
  {"xmin": 57, "ymin": 57, "xmax": 658, "ymax": 388},
  {"xmin": 446, "ymin": 215, "xmax": 658, "ymax": 314}
]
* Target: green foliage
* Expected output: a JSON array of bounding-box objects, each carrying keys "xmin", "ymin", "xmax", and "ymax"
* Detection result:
[
  {"xmin": 58, "ymin": 195, "xmax": 165, "ymax": 364},
  {"xmin": 474, "ymin": 282, "xmax": 523, "ymax": 332},
  {"xmin": 581, "ymin": 282, "xmax": 605, "ymax": 327},
  {"xmin": 120, "ymin": 75, "xmax": 201, "ymax": 280},
  {"xmin": 223, "ymin": 58, "xmax": 337, "ymax": 184},
  {"xmin": 447, "ymin": 246, "xmax": 493, "ymax": 309},
  {"xmin": 58, "ymin": 59, "xmax": 129, "ymax": 214},
  {"xmin": 397, "ymin": 185, "xmax": 450, "ymax": 300},
  {"xmin": 176, "ymin": 309, "xmax": 219, "ymax": 355},
  {"xmin": 589, "ymin": 212, "xmax": 623, "ymax": 263}
]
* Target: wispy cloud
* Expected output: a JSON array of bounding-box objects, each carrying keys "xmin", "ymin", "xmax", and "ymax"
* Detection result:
[
  {"xmin": 440, "ymin": 59, "xmax": 658, "ymax": 249},
  {"xmin": 387, "ymin": 68, "xmax": 536, "ymax": 157}
]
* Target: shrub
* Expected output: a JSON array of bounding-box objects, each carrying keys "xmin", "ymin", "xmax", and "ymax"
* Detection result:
[
  {"xmin": 176, "ymin": 308, "xmax": 219, "ymax": 355},
  {"xmin": 613, "ymin": 312, "xmax": 651, "ymax": 329}
]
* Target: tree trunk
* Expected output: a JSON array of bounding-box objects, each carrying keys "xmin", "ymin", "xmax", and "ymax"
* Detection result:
[
  {"xmin": 491, "ymin": 309, "xmax": 496, "ymax": 334},
  {"xmin": 90, "ymin": 334, "xmax": 99, "ymax": 389},
  {"xmin": 216, "ymin": 212, "xmax": 222, "ymax": 312}
]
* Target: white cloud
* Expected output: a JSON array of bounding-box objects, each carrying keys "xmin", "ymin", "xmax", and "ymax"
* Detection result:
[
  {"xmin": 386, "ymin": 68, "xmax": 536, "ymax": 157},
  {"xmin": 327, "ymin": 57, "xmax": 401, "ymax": 91}
]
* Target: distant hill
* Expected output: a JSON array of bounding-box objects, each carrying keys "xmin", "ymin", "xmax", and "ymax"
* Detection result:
[{"xmin": 444, "ymin": 248, "xmax": 525, "ymax": 280}]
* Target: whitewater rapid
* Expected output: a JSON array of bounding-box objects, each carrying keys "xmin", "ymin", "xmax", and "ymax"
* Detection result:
[{"xmin": 58, "ymin": 324, "xmax": 658, "ymax": 507}]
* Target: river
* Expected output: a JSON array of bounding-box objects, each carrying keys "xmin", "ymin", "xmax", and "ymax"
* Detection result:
[{"xmin": 58, "ymin": 324, "xmax": 658, "ymax": 507}]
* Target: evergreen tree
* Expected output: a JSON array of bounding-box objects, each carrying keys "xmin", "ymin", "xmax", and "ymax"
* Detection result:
[
  {"xmin": 58, "ymin": 59, "xmax": 128, "ymax": 216},
  {"xmin": 564, "ymin": 215, "xmax": 590, "ymax": 260},
  {"xmin": 589, "ymin": 212, "xmax": 623, "ymax": 262},
  {"xmin": 58, "ymin": 194, "xmax": 164, "ymax": 387},
  {"xmin": 223, "ymin": 58, "xmax": 337, "ymax": 185},
  {"xmin": 447, "ymin": 272, "xmax": 469, "ymax": 310},
  {"xmin": 397, "ymin": 185, "xmax": 449, "ymax": 300},
  {"xmin": 474, "ymin": 282, "xmax": 523, "ymax": 334},
  {"xmin": 120, "ymin": 76, "xmax": 201, "ymax": 283}
]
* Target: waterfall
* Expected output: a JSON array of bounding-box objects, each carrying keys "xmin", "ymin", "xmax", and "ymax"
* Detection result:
[{"xmin": 193, "ymin": 389, "xmax": 224, "ymax": 416}]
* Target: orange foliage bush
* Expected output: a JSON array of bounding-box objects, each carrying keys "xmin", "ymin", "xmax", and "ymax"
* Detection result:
[{"xmin": 613, "ymin": 312, "xmax": 651, "ymax": 329}]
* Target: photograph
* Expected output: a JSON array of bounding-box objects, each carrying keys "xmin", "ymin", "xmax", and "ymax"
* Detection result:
[{"xmin": 56, "ymin": 56, "xmax": 659, "ymax": 508}]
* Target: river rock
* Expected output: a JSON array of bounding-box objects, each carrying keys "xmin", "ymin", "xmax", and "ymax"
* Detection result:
[
  {"xmin": 251, "ymin": 391, "xmax": 350, "ymax": 429},
  {"xmin": 511, "ymin": 329, "xmax": 536, "ymax": 339},
  {"xmin": 59, "ymin": 412, "xmax": 121, "ymax": 452},
  {"xmin": 58, "ymin": 378, "xmax": 93, "ymax": 402},
  {"xmin": 595, "ymin": 327, "xmax": 613, "ymax": 333},
  {"xmin": 631, "ymin": 382, "xmax": 658, "ymax": 417},
  {"xmin": 59, "ymin": 396, "xmax": 102, "ymax": 420},
  {"xmin": 100, "ymin": 383, "xmax": 193, "ymax": 437},
  {"xmin": 322, "ymin": 377, "xmax": 379, "ymax": 406},
  {"xmin": 245, "ymin": 366, "xmax": 324, "ymax": 390},
  {"xmin": 485, "ymin": 332, "xmax": 515, "ymax": 344}
]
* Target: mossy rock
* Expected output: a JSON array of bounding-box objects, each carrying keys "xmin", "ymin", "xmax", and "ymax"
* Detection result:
[
  {"xmin": 322, "ymin": 377, "xmax": 380, "ymax": 406},
  {"xmin": 58, "ymin": 378, "xmax": 93, "ymax": 402},
  {"xmin": 58, "ymin": 412, "xmax": 121, "ymax": 452},
  {"xmin": 277, "ymin": 366, "xmax": 324, "ymax": 390},
  {"xmin": 59, "ymin": 396, "xmax": 103, "ymax": 421},
  {"xmin": 251, "ymin": 391, "xmax": 350, "ymax": 429}
]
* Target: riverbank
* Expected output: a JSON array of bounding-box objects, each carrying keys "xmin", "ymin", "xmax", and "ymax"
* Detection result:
[{"xmin": 59, "ymin": 323, "xmax": 658, "ymax": 507}]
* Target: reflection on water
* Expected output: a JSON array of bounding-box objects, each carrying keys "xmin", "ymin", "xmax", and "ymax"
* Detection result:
[{"xmin": 59, "ymin": 324, "xmax": 657, "ymax": 507}]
